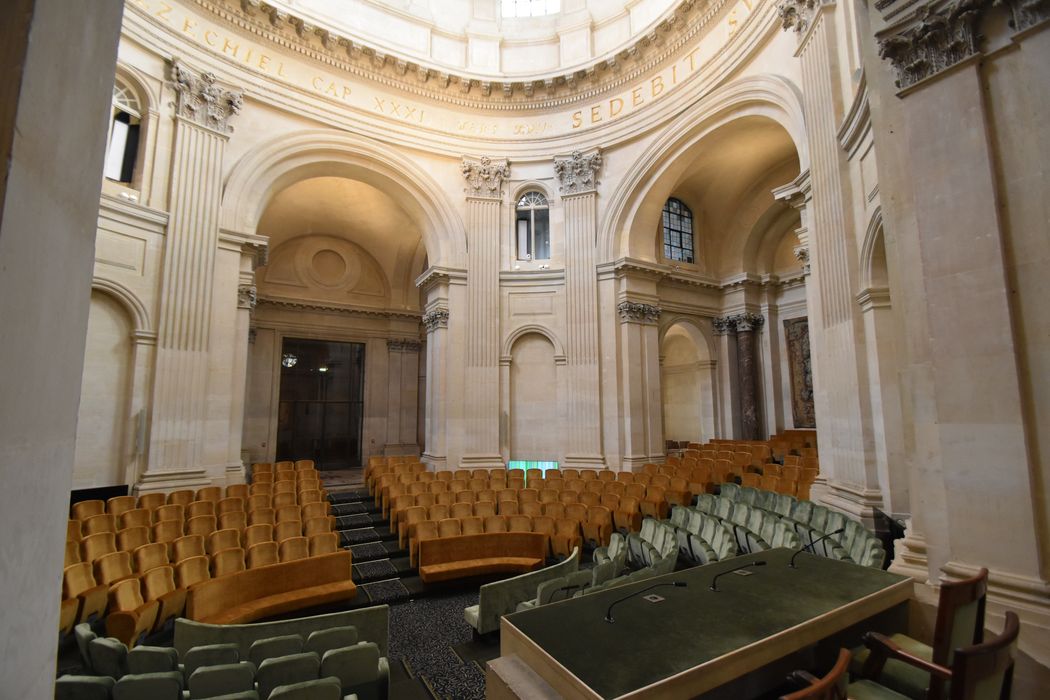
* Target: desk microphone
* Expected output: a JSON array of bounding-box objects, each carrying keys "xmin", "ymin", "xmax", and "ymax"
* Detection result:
[
  {"xmin": 709, "ymin": 561, "xmax": 767, "ymax": 591},
  {"xmin": 789, "ymin": 527, "xmax": 846, "ymax": 568},
  {"xmin": 604, "ymin": 581, "xmax": 687, "ymax": 623}
]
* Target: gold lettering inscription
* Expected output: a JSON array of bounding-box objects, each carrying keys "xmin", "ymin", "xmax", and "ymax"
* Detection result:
[
  {"xmin": 571, "ymin": 111, "xmax": 583, "ymax": 129},
  {"xmin": 203, "ymin": 30, "xmax": 218, "ymax": 46},
  {"xmin": 651, "ymin": 75, "xmax": 664, "ymax": 97},
  {"xmin": 222, "ymin": 38, "xmax": 239, "ymax": 58},
  {"xmin": 609, "ymin": 98, "xmax": 624, "ymax": 117},
  {"xmin": 632, "ymin": 87, "xmax": 644, "ymax": 107},
  {"xmin": 590, "ymin": 105, "xmax": 602, "ymax": 123},
  {"xmin": 155, "ymin": 2, "xmax": 173, "ymax": 21}
]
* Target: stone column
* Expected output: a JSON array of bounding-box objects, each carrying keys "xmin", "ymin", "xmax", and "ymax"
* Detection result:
[
  {"xmin": 732, "ymin": 313, "xmax": 765, "ymax": 440},
  {"xmin": 555, "ymin": 149, "xmax": 605, "ymax": 468},
  {"xmin": 385, "ymin": 339, "xmax": 422, "ymax": 455},
  {"xmin": 618, "ymin": 301, "xmax": 663, "ymax": 467},
  {"xmin": 459, "ymin": 156, "xmax": 508, "ymax": 469},
  {"xmin": 142, "ymin": 59, "xmax": 242, "ymax": 492},
  {"xmin": 422, "ymin": 307, "xmax": 449, "ymax": 469},
  {"xmin": 712, "ymin": 316, "xmax": 738, "ymax": 438}
]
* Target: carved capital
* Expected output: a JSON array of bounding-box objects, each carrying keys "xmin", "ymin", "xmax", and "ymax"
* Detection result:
[
  {"xmin": 731, "ymin": 312, "xmax": 765, "ymax": 333},
  {"xmin": 777, "ymin": 0, "xmax": 820, "ymax": 32},
  {"xmin": 422, "ymin": 308, "xmax": 449, "ymax": 332},
  {"xmin": 237, "ymin": 284, "xmax": 257, "ymax": 309},
  {"xmin": 554, "ymin": 149, "xmax": 603, "ymax": 195},
  {"xmin": 876, "ymin": 0, "xmax": 987, "ymax": 90},
  {"xmin": 617, "ymin": 301, "xmax": 661, "ymax": 324},
  {"xmin": 169, "ymin": 58, "xmax": 243, "ymax": 133},
  {"xmin": 794, "ymin": 245, "xmax": 811, "ymax": 274},
  {"xmin": 712, "ymin": 316, "xmax": 735, "ymax": 335},
  {"xmin": 995, "ymin": 0, "xmax": 1050, "ymax": 31},
  {"xmin": 387, "ymin": 339, "xmax": 423, "ymax": 352},
  {"xmin": 461, "ymin": 156, "xmax": 510, "ymax": 199}
]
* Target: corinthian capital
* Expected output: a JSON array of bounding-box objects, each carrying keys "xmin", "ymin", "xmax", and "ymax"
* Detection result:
[
  {"xmin": 617, "ymin": 301, "xmax": 661, "ymax": 324},
  {"xmin": 461, "ymin": 156, "xmax": 510, "ymax": 199},
  {"xmin": 169, "ymin": 57, "xmax": 243, "ymax": 133},
  {"xmin": 554, "ymin": 149, "xmax": 603, "ymax": 195},
  {"xmin": 422, "ymin": 308, "xmax": 449, "ymax": 332},
  {"xmin": 875, "ymin": 0, "xmax": 987, "ymax": 90},
  {"xmin": 731, "ymin": 312, "xmax": 765, "ymax": 332}
]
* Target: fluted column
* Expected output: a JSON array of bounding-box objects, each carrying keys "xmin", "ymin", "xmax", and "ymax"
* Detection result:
[
  {"xmin": 143, "ymin": 59, "xmax": 242, "ymax": 490},
  {"xmin": 555, "ymin": 149, "xmax": 605, "ymax": 468},
  {"xmin": 733, "ymin": 313, "xmax": 765, "ymax": 440},
  {"xmin": 459, "ymin": 156, "xmax": 508, "ymax": 468},
  {"xmin": 422, "ymin": 307, "xmax": 449, "ymax": 469}
]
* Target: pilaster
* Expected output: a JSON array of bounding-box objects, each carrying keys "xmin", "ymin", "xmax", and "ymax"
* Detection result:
[
  {"xmin": 143, "ymin": 59, "xmax": 243, "ymax": 491},
  {"xmin": 555, "ymin": 149, "xmax": 605, "ymax": 468},
  {"xmin": 460, "ymin": 156, "xmax": 509, "ymax": 468},
  {"xmin": 617, "ymin": 300, "xmax": 664, "ymax": 467}
]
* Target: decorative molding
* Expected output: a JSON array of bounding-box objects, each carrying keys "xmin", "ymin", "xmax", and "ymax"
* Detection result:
[
  {"xmin": 837, "ymin": 73, "xmax": 872, "ymax": 159},
  {"xmin": 617, "ymin": 301, "xmax": 662, "ymax": 324},
  {"xmin": 997, "ymin": 0, "xmax": 1050, "ymax": 32},
  {"xmin": 875, "ymin": 0, "xmax": 986, "ymax": 91},
  {"xmin": 422, "ymin": 308, "xmax": 450, "ymax": 332},
  {"xmin": 554, "ymin": 149, "xmax": 603, "ymax": 195},
  {"xmin": 387, "ymin": 339, "xmax": 422, "ymax": 352},
  {"xmin": 856, "ymin": 287, "xmax": 892, "ymax": 311},
  {"xmin": 731, "ymin": 312, "xmax": 765, "ymax": 332},
  {"xmin": 461, "ymin": 156, "xmax": 510, "ymax": 199},
  {"xmin": 256, "ymin": 296, "xmax": 422, "ymax": 320},
  {"xmin": 237, "ymin": 284, "xmax": 257, "ymax": 309},
  {"xmin": 712, "ymin": 316, "xmax": 735, "ymax": 335},
  {"xmin": 777, "ymin": 0, "xmax": 823, "ymax": 33},
  {"xmin": 168, "ymin": 57, "xmax": 243, "ymax": 133},
  {"xmin": 794, "ymin": 245, "xmax": 811, "ymax": 274},
  {"xmin": 415, "ymin": 266, "xmax": 468, "ymax": 291}
]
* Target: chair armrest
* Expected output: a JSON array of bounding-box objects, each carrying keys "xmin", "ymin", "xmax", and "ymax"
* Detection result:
[{"xmin": 861, "ymin": 632, "xmax": 952, "ymax": 681}]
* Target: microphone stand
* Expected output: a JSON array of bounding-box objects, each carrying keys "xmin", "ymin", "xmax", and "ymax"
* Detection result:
[
  {"xmin": 604, "ymin": 581, "xmax": 687, "ymax": 623},
  {"xmin": 789, "ymin": 527, "xmax": 846, "ymax": 568},
  {"xmin": 709, "ymin": 561, "xmax": 767, "ymax": 591}
]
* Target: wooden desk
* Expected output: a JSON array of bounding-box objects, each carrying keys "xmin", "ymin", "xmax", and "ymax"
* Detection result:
[{"xmin": 494, "ymin": 549, "xmax": 912, "ymax": 699}]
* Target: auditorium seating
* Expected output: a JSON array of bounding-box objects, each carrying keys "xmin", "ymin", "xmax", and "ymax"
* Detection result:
[
  {"xmin": 62, "ymin": 462, "xmax": 338, "ymax": 644},
  {"xmin": 417, "ymin": 532, "xmax": 546, "ymax": 583}
]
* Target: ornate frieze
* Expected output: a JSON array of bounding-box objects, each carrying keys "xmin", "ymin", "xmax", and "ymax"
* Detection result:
[
  {"xmin": 554, "ymin": 149, "xmax": 603, "ymax": 195},
  {"xmin": 236, "ymin": 284, "xmax": 257, "ymax": 309},
  {"xmin": 461, "ymin": 156, "xmax": 510, "ymax": 199},
  {"xmin": 875, "ymin": 0, "xmax": 986, "ymax": 90},
  {"xmin": 169, "ymin": 58, "xmax": 243, "ymax": 133},
  {"xmin": 617, "ymin": 301, "xmax": 662, "ymax": 324},
  {"xmin": 387, "ymin": 339, "xmax": 423, "ymax": 352},
  {"xmin": 422, "ymin": 308, "xmax": 450, "ymax": 332},
  {"xmin": 732, "ymin": 312, "xmax": 765, "ymax": 332}
]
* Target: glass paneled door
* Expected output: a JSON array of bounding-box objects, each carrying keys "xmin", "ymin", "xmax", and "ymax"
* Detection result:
[{"xmin": 276, "ymin": 338, "xmax": 365, "ymax": 469}]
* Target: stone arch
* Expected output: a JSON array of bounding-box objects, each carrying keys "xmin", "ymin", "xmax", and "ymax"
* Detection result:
[
  {"xmin": 91, "ymin": 276, "xmax": 152, "ymax": 336},
  {"xmin": 113, "ymin": 63, "xmax": 157, "ymax": 113},
  {"xmin": 599, "ymin": 75, "xmax": 808, "ymax": 264},
  {"xmin": 502, "ymin": 323, "xmax": 566, "ymax": 362},
  {"xmin": 220, "ymin": 129, "xmax": 467, "ymax": 267},
  {"xmin": 859, "ymin": 207, "xmax": 887, "ymax": 292},
  {"xmin": 658, "ymin": 314, "xmax": 715, "ymax": 362}
]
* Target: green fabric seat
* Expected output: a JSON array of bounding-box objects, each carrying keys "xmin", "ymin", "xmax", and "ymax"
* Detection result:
[
  {"xmin": 189, "ymin": 662, "xmax": 257, "ymax": 700},
  {"xmin": 54, "ymin": 675, "xmax": 115, "ymax": 700},
  {"xmin": 89, "ymin": 637, "xmax": 129, "ymax": 680},
  {"xmin": 304, "ymin": 627, "xmax": 359, "ymax": 657},
  {"xmin": 250, "ymin": 635, "xmax": 305, "ymax": 667},
  {"xmin": 850, "ymin": 633, "xmax": 936, "ymax": 699},
  {"xmin": 847, "ymin": 679, "xmax": 913, "ymax": 700},
  {"xmin": 269, "ymin": 677, "xmax": 342, "ymax": 700},
  {"xmin": 320, "ymin": 642, "xmax": 389, "ymax": 700},
  {"xmin": 184, "ymin": 643, "xmax": 241, "ymax": 685},
  {"xmin": 127, "ymin": 646, "xmax": 179, "ymax": 675},
  {"xmin": 74, "ymin": 623, "xmax": 98, "ymax": 672},
  {"xmin": 257, "ymin": 652, "xmax": 321, "ymax": 700},
  {"xmin": 112, "ymin": 671, "xmax": 184, "ymax": 700}
]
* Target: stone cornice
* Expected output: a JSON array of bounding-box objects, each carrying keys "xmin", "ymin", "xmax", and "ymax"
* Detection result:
[
  {"xmin": 415, "ymin": 266, "xmax": 469, "ymax": 291},
  {"xmin": 98, "ymin": 193, "xmax": 171, "ymax": 228},
  {"xmin": 169, "ymin": 56, "xmax": 244, "ymax": 132},
  {"xmin": 554, "ymin": 149, "xmax": 603, "ymax": 195},
  {"xmin": 599, "ymin": 257, "xmax": 799, "ymax": 289},
  {"xmin": 256, "ymin": 296, "xmax": 422, "ymax": 319},
  {"xmin": 171, "ymin": 0, "xmax": 749, "ymax": 110}
]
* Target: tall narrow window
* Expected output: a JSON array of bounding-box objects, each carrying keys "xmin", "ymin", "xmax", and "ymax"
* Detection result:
[
  {"xmin": 662, "ymin": 198, "xmax": 694, "ymax": 263},
  {"xmin": 515, "ymin": 191, "xmax": 550, "ymax": 261},
  {"xmin": 103, "ymin": 82, "xmax": 142, "ymax": 184}
]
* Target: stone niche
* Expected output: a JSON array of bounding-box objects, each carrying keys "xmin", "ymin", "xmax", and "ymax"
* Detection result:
[{"xmin": 259, "ymin": 234, "xmax": 390, "ymax": 306}]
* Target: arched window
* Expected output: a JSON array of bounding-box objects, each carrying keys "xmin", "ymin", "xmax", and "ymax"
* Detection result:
[
  {"xmin": 515, "ymin": 191, "xmax": 550, "ymax": 261},
  {"xmin": 103, "ymin": 81, "xmax": 142, "ymax": 184},
  {"xmin": 662, "ymin": 198, "xmax": 694, "ymax": 263}
]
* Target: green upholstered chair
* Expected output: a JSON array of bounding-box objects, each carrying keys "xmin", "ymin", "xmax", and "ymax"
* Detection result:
[
  {"xmin": 250, "ymin": 635, "xmax": 305, "ymax": 668},
  {"xmin": 183, "ymin": 643, "xmax": 240, "ymax": 685},
  {"xmin": 269, "ymin": 677, "xmax": 342, "ymax": 700},
  {"xmin": 257, "ymin": 652, "xmax": 321, "ymax": 700},
  {"xmin": 851, "ymin": 567, "xmax": 989, "ymax": 700},
  {"xmin": 320, "ymin": 643, "xmax": 389, "ymax": 700},
  {"xmin": 54, "ymin": 675, "xmax": 115, "ymax": 700},
  {"xmin": 112, "ymin": 671, "xmax": 184, "ymax": 700},
  {"xmin": 305, "ymin": 627, "xmax": 359, "ymax": 657},
  {"xmin": 780, "ymin": 647, "xmax": 851, "ymax": 700},
  {"xmin": 189, "ymin": 662, "xmax": 257, "ymax": 699},
  {"xmin": 74, "ymin": 623, "xmax": 97, "ymax": 672},
  {"xmin": 849, "ymin": 611, "xmax": 1019, "ymax": 700},
  {"xmin": 89, "ymin": 637, "xmax": 129, "ymax": 679},
  {"xmin": 127, "ymin": 646, "xmax": 179, "ymax": 675}
]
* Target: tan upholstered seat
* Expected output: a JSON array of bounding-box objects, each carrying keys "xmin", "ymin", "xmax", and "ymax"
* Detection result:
[
  {"xmin": 211, "ymin": 547, "xmax": 246, "ymax": 577},
  {"xmin": 172, "ymin": 534, "xmax": 205, "ymax": 564},
  {"xmin": 133, "ymin": 542, "xmax": 169, "ymax": 574},
  {"xmin": 308, "ymin": 532, "xmax": 339, "ymax": 556},
  {"xmin": 247, "ymin": 541, "xmax": 279, "ymax": 569},
  {"xmin": 279, "ymin": 536, "xmax": 310, "ymax": 562}
]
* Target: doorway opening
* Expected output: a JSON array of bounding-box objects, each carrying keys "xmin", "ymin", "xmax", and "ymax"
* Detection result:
[{"xmin": 277, "ymin": 338, "xmax": 365, "ymax": 469}]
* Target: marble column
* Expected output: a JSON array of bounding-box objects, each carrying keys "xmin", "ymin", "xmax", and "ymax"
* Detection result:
[
  {"xmin": 143, "ymin": 59, "xmax": 242, "ymax": 492},
  {"xmin": 555, "ymin": 149, "xmax": 605, "ymax": 468},
  {"xmin": 732, "ymin": 313, "xmax": 765, "ymax": 440},
  {"xmin": 460, "ymin": 156, "xmax": 508, "ymax": 468}
]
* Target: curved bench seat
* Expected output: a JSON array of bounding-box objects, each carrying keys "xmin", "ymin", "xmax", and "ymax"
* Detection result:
[
  {"xmin": 419, "ymin": 532, "xmax": 545, "ymax": 584},
  {"xmin": 186, "ymin": 550, "xmax": 356, "ymax": 625}
]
